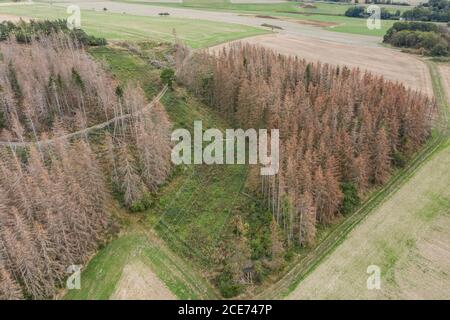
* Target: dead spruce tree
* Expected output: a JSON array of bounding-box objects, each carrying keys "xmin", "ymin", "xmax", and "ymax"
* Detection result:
[
  {"xmin": 178, "ymin": 43, "xmax": 436, "ymax": 246},
  {"xmin": 0, "ymin": 34, "xmax": 173, "ymax": 299}
]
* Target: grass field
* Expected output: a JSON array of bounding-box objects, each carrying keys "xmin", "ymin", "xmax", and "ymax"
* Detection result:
[
  {"xmin": 64, "ymin": 43, "xmax": 264, "ymax": 299},
  {"xmin": 0, "ymin": 3, "xmax": 268, "ymax": 48},
  {"xmin": 111, "ymin": 0, "xmax": 407, "ymax": 36}
]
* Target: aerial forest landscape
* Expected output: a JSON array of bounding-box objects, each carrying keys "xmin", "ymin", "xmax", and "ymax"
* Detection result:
[{"xmin": 0, "ymin": 0, "xmax": 449, "ymax": 307}]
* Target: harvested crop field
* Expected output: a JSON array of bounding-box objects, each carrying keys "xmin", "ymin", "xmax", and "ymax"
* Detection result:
[
  {"xmin": 111, "ymin": 260, "xmax": 176, "ymax": 300},
  {"xmin": 211, "ymin": 33, "xmax": 433, "ymax": 96}
]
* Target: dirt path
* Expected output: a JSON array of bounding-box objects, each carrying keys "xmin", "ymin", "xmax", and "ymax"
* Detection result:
[
  {"xmin": 111, "ymin": 260, "xmax": 176, "ymax": 300},
  {"xmin": 211, "ymin": 33, "xmax": 432, "ymax": 96}
]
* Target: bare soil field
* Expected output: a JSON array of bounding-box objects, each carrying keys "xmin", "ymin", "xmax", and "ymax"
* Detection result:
[
  {"xmin": 111, "ymin": 260, "xmax": 177, "ymax": 300},
  {"xmin": 211, "ymin": 33, "xmax": 433, "ymax": 96},
  {"xmin": 289, "ymin": 142, "xmax": 450, "ymax": 300}
]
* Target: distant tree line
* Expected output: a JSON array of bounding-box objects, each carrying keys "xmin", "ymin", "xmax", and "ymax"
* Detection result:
[{"xmin": 384, "ymin": 21, "xmax": 450, "ymax": 56}]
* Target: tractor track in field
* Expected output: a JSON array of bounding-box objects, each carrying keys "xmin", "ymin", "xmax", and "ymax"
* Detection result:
[{"xmin": 254, "ymin": 60, "xmax": 450, "ymax": 300}]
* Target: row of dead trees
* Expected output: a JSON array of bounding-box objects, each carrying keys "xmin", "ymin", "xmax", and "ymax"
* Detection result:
[{"xmin": 177, "ymin": 43, "xmax": 436, "ymax": 246}]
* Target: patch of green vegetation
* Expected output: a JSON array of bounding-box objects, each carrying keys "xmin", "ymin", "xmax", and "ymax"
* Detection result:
[
  {"xmin": 151, "ymin": 151, "xmax": 249, "ymax": 269},
  {"xmin": 0, "ymin": 110, "xmax": 5, "ymax": 130},
  {"xmin": 161, "ymin": 67, "xmax": 176, "ymax": 88},
  {"xmin": 0, "ymin": 3, "xmax": 268, "ymax": 48},
  {"xmin": 0, "ymin": 19, "xmax": 106, "ymax": 45},
  {"xmin": 384, "ymin": 22, "xmax": 449, "ymax": 56},
  {"xmin": 341, "ymin": 182, "xmax": 360, "ymax": 215},
  {"xmin": 161, "ymin": 87, "xmax": 229, "ymax": 130}
]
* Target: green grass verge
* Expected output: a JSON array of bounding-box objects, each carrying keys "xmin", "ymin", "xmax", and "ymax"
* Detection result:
[{"xmin": 0, "ymin": 3, "xmax": 268, "ymax": 48}]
